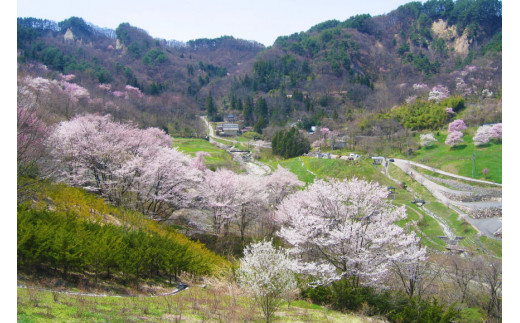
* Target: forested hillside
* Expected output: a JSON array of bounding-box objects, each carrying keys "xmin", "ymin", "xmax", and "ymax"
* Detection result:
[{"xmin": 17, "ymin": 0, "xmax": 501, "ymax": 138}]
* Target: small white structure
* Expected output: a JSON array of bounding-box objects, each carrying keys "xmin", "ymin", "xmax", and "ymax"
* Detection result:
[
  {"xmin": 221, "ymin": 123, "xmax": 239, "ymax": 136},
  {"xmin": 371, "ymin": 156, "xmax": 385, "ymax": 165}
]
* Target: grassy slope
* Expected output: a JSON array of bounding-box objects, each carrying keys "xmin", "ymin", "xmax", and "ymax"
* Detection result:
[
  {"xmin": 268, "ymin": 157, "xmax": 393, "ymax": 185},
  {"xmin": 172, "ymin": 138, "xmax": 241, "ymax": 171},
  {"xmin": 17, "ymin": 286, "xmax": 374, "ymax": 322},
  {"xmin": 396, "ymin": 130, "xmax": 502, "ymax": 183}
]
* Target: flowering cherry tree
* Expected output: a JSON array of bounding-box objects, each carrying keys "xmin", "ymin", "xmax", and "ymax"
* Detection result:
[
  {"xmin": 125, "ymin": 85, "xmax": 144, "ymax": 99},
  {"xmin": 191, "ymin": 151, "xmax": 211, "ymax": 171},
  {"xmin": 489, "ymin": 123, "xmax": 502, "ymax": 140},
  {"xmin": 473, "ymin": 125, "xmax": 492, "ymax": 146},
  {"xmin": 448, "ymin": 119, "xmax": 467, "ymax": 133},
  {"xmin": 445, "ymin": 130, "xmax": 464, "ymax": 146},
  {"xmin": 428, "ymin": 85, "xmax": 450, "ymax": 102},
  {"xmin": 201, "ymin": 168, "xmax": 240, "ymax": 236},
  {"xmin": 46, "ymin": 114, "xmax": 199, "ymax": 216},
  {"xmin": 420, "ymin": 133, "xmax": 437, "ymax": 147},
  {"xmin": 320, "ymin": 127, "xmax": 331, "ymax": 139},
  {"xmin": 413, "ymin": 83, "xmax": 429, "ymax": 93},
  {"xmin": 234, "ymin": 174, "xmax": 268, "ymax": 243},
  {"xmin": 276, "ymin": 178, "xmax": 424, "ymax": 288},
  {"xmin": 264, "ymin": 166, "xmax": 303, "ymax": 207},
  {"xmin": 133, "ymin": 146, "xmax": 202, "ymax": 218},
  {"xmin": 17, "ymin": 102, "xmax": 47, "ymax": 176},
  {"xmin": 237, "ymin": 240, "xmax": 297, "ymax": 322}
]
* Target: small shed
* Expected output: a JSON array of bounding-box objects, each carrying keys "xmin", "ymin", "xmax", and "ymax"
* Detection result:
[
  {"xmin": 332, "ymin": 141, "xmax": 347, "ymax": 150},
  {"xmin": 371, "ymin": 156, "xmax": 385, "ymax": 165},
  {"xmin": 222, "ymin": 123, "xmax": 239, "ymax": 136},
  {"xmin": 224, "ymin": 114, "xmax": 237, "ymax": 122}
]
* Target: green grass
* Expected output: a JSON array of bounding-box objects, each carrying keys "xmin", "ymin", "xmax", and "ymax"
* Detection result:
[
  {"xmin": 386, "ymin": 163, "xmax": 503, "ymax": 256},
  {"xmin": 268, "ymin": 157, "xmax": 394, "ymax": 185},
  {"xmin": 17, "ymin": 286, "xmax": 373, "ymax": 322},
  {"xmin": 480, "ymin": 236, "xmax": 502, "ymax": 258},
  {"xmin": 396, "ymin": 130, "xmax": 502, "ymax": 183},
  {"xmin": 172, "ymin": 138, "xmax": 241, "ymax": 171}
]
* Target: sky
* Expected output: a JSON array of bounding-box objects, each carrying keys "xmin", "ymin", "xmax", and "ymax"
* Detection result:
[{"xmin": 18, "ymin": 0, "xmax": 417, "ymax": 46}]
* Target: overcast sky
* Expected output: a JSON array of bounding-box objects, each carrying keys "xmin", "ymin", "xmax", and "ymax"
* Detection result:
[{"xmin": 18, "ymin": 0, "xmax": 418, "ymax": 46}]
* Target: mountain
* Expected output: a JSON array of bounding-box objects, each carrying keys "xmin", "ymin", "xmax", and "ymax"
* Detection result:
[{"xmin": 17, "ymin": 0, "xmax": 501, "ymax": 137}]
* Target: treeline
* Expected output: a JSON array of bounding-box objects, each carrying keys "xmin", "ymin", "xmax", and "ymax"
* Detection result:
[
  {"xmin": 272, "ymin": 127, "xmax": 311, "ymax": 159},
  {"xmin": 17, "ymin": 205, "xmax": 223, "ymax": 284}
]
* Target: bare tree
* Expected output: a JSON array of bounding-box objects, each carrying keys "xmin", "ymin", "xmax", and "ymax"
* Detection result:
[
  {"xmin": 450, "ymin": 255, "xmax": 478, "ymax": 304},
  {"xmin": 476, "ymin": 256, "xmax": 502, "ymax": 320}
]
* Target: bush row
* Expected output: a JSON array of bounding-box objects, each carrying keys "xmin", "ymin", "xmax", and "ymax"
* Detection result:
[{"xmin": 18, "ymin": 205, "xmax": 223, "ymax": 284}]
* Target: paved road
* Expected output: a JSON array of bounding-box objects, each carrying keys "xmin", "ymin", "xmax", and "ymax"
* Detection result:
[
  {"xmin": 390, "ymin": 159, "xmax": 501, "ymax": 238},
  {"xmin": 200, "ymin": 116, "xmax": 271, "ymax": 175},
  {"xmin": 394, "ymin": 159, "xmax": 501, "ymax": 187}
]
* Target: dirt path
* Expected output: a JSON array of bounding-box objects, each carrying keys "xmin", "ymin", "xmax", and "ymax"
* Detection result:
[{"xmin": 17, "ymin": 283, "xmax": 189, "ymax": 298}]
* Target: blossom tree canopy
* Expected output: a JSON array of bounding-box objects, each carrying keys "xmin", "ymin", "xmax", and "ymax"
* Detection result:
[
  {"xmin": 489, "ymin": 123, "xmax": 502, "ymax": 140},
  {"xmin": 420, "ymin": 133, "xmax": 437, "ymax": 147},
  {"xmin": 191, "ymin": 151, "xmax": 211, "ymax": 171},
  {"xmin": 320, "ymin": 127, "xmax": 331, "ymax": 138},
  {"xmin": 445, "ymin": 130, "xmax": 464, "ymax": 146},
  {"xmin": 448, "ymin": 119, "xmax": 467, "ymax": 133},
  {"xmin": 276, "ymin": 177, "xmax": 426, "ymax": 288},
  {"xmin": 428, "ymin": 85, "xmax": 450, "ymax": 102},
  {"xmin": 473, "ymin": 125, "xmax": 492, "ymax": 146},
  {"xmin": 201, "ymin": 168, "xmax": 240, "ymax": 235},
  {"xmin": 237, "ymin": 240, "xmax": 297, "ymax": 322},
  {"xmin": 17, "ymin": 102, "xmax": 47, "ymax": 173},
  {"xmin": 45, "ymin": 114, "xmax": 199, "ymax": 216},
  {"xmin": 264, "ymin": 165, "xmax": 304, "ymax": 207}
]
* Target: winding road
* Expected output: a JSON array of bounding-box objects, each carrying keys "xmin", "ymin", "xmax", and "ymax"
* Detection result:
[{"xmin": 390, "ymin": 158, "xmax": 502, "ymax": 239}]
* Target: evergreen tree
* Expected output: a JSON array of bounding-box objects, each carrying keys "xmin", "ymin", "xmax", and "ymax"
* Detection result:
[
  {"xmin": 206, "ymin": 91, "xmax": 217, "ymax": 121},
  {"xmin": 243, "ymin": 96, "xmax": 254, "ymax": 126}
]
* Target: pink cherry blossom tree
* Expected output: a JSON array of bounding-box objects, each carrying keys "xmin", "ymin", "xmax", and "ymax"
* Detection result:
[
  {"xmin": 201, "ymin": 168, "xmax": 240, "ymax": 236},
  {"xmin": 45, "ymin": 114, "xmax": 198, "ymax": 216},
  {"xmin": 445, "ymin": 130, "xmax": 464, "ymax": 146},
  {"xmin": 133, "ymin": 146, "xmax": 203, "ymax": 218},
  {"xmin": 191, "ymin": 151, "xmax": 211, "ymax": 171},
  {"xmin": 320, "ymin": 127, "xmax": 331, "ymax": 139},
  {"xmin": 125, "ymin": 84, "xmax": 144, "ymax": 99},
  {"xmin": 17, "ymin": 102, "xmax": 48, "ymax": 177},
  {"xmin": 276, "ymin": 178, "xmax": 425, "ymax": 288},
  {"xmin": 60, "ymin": 81, "xmax": 90, "ymax": 118},
  {"xmin": 489, "ymin": 123, "xmax": 502, "ymax": 140},
  {"xmin": 264, "ymin": 166, "xmax": 303, "ymax": 208},
  {"xmin": 448, "ymin": 119, "xmax": 467, "ymax": 133},
  {"xmin": 233, "ymin": 174, "xmax": 268, "ymax": 243},
  {"xmin": 473, "ymin": 125, "xmax": 492, "ymax": 146}
]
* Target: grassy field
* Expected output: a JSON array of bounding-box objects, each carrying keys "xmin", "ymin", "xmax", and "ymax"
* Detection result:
[
  {"xmin": 172, "ymin": 138, "xmax": 241, "ymax": 172},
  {"xmin": 267, "ymin": 157, "xmax": 393, "ymax": 185},
  {"xmin": 17, "ymin": 286, "xmax": 377, "ymax": 322},
  {"xmin": 395, "ymin": 130, "xmax": 502, "ymax": 183}
]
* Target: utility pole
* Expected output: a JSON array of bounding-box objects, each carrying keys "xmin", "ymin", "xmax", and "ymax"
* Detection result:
[{"xmin": 472, "ymin": 152, "xmax": 476, "ymax": 178}]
